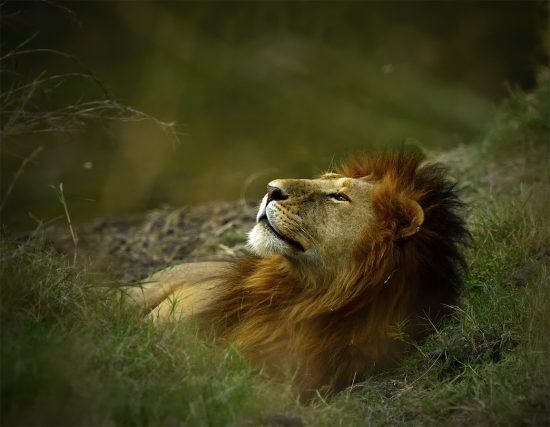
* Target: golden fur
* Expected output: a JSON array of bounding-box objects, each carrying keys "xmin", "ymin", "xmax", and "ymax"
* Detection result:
[{"xmin": 137, "ymin": 152, "xmax": 468, "ymax": 397}]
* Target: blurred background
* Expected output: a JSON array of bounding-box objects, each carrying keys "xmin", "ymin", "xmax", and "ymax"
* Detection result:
[{"xmin": 1, "ymin": 1, "xmax": 547, "ymax": 230}]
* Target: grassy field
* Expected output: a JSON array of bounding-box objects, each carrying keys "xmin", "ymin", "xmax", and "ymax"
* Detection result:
[{"xmin": 1, "ymin": 75, "xmax": 549, "ymax": 426}]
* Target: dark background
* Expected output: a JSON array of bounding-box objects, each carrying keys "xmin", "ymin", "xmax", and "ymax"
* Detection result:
[{"xmin": 1, "ymin": 1, "xmax": 547, "ymax": 230}]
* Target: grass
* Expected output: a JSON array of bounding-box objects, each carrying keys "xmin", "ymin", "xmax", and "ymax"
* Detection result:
[
  {"xmin": 1, "ymin": 76, "xmax": 549, "ymax": 426},
  {"xmin": 0, "ymin": 236, "xmax": 290, "ymax": 426}
]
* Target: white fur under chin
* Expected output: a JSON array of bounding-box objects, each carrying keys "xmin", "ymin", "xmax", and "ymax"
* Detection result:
[{"xmin": 247, "ymin": 223, "xmax": 290, "ymax": 256}]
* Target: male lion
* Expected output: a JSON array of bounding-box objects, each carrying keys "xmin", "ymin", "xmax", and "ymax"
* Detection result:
[{"xmin": 128, "ymin": 152, "xmax": 468, "ymax": 396}]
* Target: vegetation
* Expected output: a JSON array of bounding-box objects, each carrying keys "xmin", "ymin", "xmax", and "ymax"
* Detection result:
[{"xmin": 1, "ymin": 74, "xmax": 548, "ymax": 425}]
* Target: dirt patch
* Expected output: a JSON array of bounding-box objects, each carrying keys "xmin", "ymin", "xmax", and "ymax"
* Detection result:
[{"xmin": 46, "ymin": 201, "xmax": 257, "ymax": 282}]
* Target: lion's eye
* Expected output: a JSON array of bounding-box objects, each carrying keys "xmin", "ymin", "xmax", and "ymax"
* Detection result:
[{"xmin": 328, "ymin": 193, "xmax": 351, "ymax": 202}]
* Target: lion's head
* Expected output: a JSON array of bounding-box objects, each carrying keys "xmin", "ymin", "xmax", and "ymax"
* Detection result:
[
  {"xmin": 247, "ymin": 169, "xmax": 425, "ymax": 274},
  {"xmin": 247, "ymin": 174, "xmax": 377, "ymax": 266},
  {"xmin": 202, "ymin": 151, "xmax": 468, "ymax": 396}
]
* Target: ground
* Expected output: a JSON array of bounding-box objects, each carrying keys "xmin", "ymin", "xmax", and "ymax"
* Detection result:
[{"xmin": 46, "ymin": 201, "xmax": 257, "ymax": 282}]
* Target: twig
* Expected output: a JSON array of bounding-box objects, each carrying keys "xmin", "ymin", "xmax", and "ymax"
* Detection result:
[
  {"xmin": 0, "ymin": 145, "xmax": 43, "ymax": 212},
  {"xmin": 51, "ymin": 183, "xmax": 78, "ymax": 265}
]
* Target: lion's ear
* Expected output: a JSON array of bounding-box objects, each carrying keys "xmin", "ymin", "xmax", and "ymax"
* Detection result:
[{"xmin": 395, "ymin": 197, "xmax": 424, "ymax": 242}]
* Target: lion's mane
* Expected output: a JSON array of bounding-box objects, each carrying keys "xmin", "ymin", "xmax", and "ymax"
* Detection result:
[{"xmin": 200, "ymin": 152, "xmax": 468, "ymax": 395}]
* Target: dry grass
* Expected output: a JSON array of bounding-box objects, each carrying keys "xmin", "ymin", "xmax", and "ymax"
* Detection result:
[{"xmin": 0, "ymin": 34, "xmax": 179, "ymax": 141}]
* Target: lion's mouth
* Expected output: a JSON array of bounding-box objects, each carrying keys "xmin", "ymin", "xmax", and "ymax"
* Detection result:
[{"xmin": 260, "ymin": 215, "xmax": 305, "ymax": 252}]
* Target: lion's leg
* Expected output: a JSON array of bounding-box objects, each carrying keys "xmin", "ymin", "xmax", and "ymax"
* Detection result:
[
  {"xmin": 124, "ymin": 261, "xmax": 229, "ymax": 313},
  {"xmin": 147, "ymin": 278, "xmax": 220, "ymax": 322}
]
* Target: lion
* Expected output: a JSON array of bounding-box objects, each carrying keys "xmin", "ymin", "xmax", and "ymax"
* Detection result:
[{"xmin": 127, "ymin": 151, "xmax": 468, "ymax": 396}]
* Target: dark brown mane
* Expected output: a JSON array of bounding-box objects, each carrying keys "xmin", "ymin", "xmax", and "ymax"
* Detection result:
[{"xmin": 200, "ymin": 152, "xmax": 468, "ymax": 396}]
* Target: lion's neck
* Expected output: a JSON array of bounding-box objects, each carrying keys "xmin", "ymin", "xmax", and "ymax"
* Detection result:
[{"xmin": 202, "ymin": 252, "xmax": 403, "ymax": 327}]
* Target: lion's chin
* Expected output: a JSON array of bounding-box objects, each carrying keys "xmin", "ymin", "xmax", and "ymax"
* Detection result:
[{"xmin": 247, "ymin": 222, "xmax": 295, "ymax": 256}]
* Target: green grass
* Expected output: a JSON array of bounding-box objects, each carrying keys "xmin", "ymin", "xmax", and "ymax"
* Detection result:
[
  {"xmin": 1, "ymin": 76, "xmax": 549, "ymax": 426},
  {"xmin": 0, "ymin": 235, "xmax": 293, "ymax": 426}
]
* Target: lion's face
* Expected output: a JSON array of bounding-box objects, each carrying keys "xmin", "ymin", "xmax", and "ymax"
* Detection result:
[{"xmin": 247, "ymin": 173, "xmax": 375, "ymax": 266}]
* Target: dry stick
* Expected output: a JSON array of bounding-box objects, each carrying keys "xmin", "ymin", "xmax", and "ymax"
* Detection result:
[
  {"xmin": 0, "ymin": 145, "xmax": 43, "ymax": 213},
  {"xmin": 55, "ymin": 183, "xmax": 79, "ymax": 265}
]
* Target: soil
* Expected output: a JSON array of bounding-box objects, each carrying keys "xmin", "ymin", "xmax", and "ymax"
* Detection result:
[{"xmin": 46, "ymin": 201, "xmax": 258, "ymax": 282}]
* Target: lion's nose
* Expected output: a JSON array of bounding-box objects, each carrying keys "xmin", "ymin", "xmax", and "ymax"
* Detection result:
[{"xmin": 266, "ymin": 184, "xmax": 288, "ymax": 204}]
